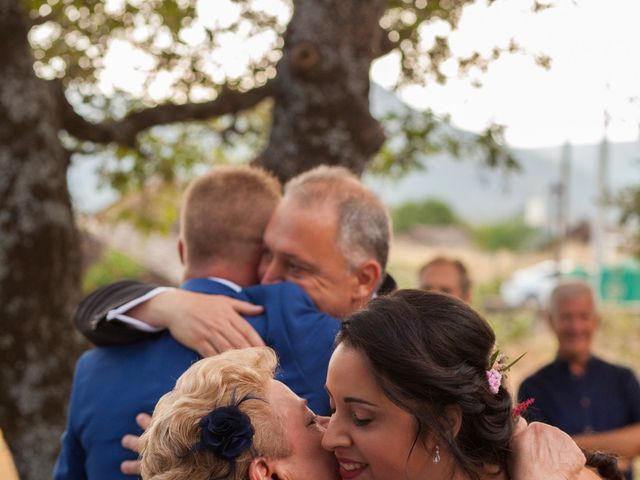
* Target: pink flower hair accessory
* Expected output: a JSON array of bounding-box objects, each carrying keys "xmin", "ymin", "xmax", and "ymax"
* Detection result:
[
  {"xmin": 485, "ymin": 350, "xmax": 526, "ymax": 395},
  {"xmin": 486, "ymin": 368, "xmax": 502, "ymax": 395}
]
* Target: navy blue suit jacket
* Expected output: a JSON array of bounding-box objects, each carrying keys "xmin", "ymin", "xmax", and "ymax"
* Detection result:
[{"xmin": 54, "ymin": 280, "xmax": 340, "ymax": 480}]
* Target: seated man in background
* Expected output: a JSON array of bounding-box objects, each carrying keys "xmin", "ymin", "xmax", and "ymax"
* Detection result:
[
  {"xmin": 418, "ymin": 256, "xmax": 472, "ymax": 303},
  {"xmin": 519, "ymin": 281, "xmax": 640, "ymax": 479}
]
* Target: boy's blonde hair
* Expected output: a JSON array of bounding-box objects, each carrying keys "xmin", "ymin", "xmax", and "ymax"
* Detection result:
[{"xmin": 180, "ymin": 166, "xmax": 281, "ymax": 267}]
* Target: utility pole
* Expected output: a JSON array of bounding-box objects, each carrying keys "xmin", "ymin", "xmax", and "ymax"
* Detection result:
[
  {"xmin": 553, "ymin": 141, "xmax": 571, "ymax": 275},
  {"xmin": 593, "ymin": 110, "xmax": 610, "ymax": 300}
]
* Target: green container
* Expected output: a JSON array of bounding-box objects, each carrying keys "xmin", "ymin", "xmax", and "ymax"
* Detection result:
[{"xmin": 599, "ymin": 262, "xmax": 640, "ymax": 303}]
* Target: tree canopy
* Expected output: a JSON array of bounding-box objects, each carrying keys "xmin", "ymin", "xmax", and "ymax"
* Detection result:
[{"xmin": 24, "ymin": 0, "xmax": 536, "ymax": 189}]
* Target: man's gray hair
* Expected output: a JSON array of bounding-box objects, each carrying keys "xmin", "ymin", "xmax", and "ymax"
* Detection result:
[
  {"xmin": 284, "ymin": 166, "xmax": 391, "ymax": 271},
  {"xmin": 549, "ymin": 280, "xmax": 596, "ymax": 314}
]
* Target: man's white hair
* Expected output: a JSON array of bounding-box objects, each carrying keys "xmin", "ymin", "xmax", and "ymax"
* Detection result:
[{"xmin": 549, "ymin": 281, "xmax": 596, "ymax": 315}]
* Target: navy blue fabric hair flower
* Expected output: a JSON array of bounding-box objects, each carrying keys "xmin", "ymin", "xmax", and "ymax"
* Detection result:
[
  {"xmin": 185, "ymin": 393, "xmax": 262, "ymax": 480},
  {"xmin": 198, "ymin": 405, "xmax": 255, "ymax": 459}
]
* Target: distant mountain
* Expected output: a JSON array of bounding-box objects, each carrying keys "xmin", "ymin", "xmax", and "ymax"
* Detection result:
[
  {"xmin": 67, "ymin": 84, "xmax": 640, "ymax": 222},
  {"xmin": 365, "ymin": 142, "xmax": 640, "ymax": 223}
]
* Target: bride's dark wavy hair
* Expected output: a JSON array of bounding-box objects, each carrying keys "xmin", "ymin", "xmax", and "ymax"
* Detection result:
[
  {"xmin": 337, "ymin": 289, "xmax": 513, "ymax": 480},
  {"xmin": 583, "ymin": 451, "xmax": 623, "ymax": 480}
]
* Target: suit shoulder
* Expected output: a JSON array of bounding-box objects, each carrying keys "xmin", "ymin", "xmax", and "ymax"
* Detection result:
[
  {"xmin": 276, "ymin": 281, "xmax": 313, "ymax": 299},
  {"xmin": 246, "ymin": 282, "xmax": 316, "ymax": 307},
  {"xmin": 75, "ymin": 347, "xmax": 100, "ymax": 370},
  {"xmin": 247, "ymin": 281, "xmax": 306, "ymax": 295}
]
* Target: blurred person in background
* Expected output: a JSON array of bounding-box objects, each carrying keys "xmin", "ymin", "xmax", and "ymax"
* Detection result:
[
  {"xmin": 418, "ymin": 256, "xmax": 472, "ymax": 303},
  {"xmin": 518, "ymin": 281, "xmax": 640, "ymax": 479}
]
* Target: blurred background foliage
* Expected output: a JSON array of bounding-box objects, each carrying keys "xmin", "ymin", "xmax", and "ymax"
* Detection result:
[
  {"xmin": 392, "ymin": 197, "xmax": 460, "ymax": 231},
  {"xmin": 82, "ymin": 249, "xmax": 143, "ymax": 293},
  {"xmin": 391, "ymin": 196, "xmax": 540, "ymax": 251}
]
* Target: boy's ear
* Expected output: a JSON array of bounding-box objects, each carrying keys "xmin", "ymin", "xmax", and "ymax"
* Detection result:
[{"xmin": 178, "ymin": 238, "xmax": 185, "ymax": 266}]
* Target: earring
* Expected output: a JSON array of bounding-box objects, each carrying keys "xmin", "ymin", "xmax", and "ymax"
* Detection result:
[{"xmin": 433, "ymin": 445, "xmax": 440, "ymax": 464}]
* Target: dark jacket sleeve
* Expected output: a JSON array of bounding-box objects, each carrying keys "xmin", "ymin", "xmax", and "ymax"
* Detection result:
[{"xmin": 73, "ymin": 280, "xmax": 161, "ymax": 346}]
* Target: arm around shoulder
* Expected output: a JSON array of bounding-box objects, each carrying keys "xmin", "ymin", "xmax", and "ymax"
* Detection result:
[
  {"xmin": 74, "ymin": 280, "xmax": 159, "ymax": 346},
  {"xmin": 509, "ymin": 418, "xmax": 586, "ymax": 480}
]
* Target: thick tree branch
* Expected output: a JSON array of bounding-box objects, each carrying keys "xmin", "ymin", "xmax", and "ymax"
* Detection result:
[
  {"xmin": 373, "ymin": 27, "xmax": 398, "ymax": 59},
  {"xmin": 55, "ymin": 80, "xmax": 275, "ymax": 147},
  {"xmin": 29, "ymin": 13, "xmax": 55, "ymax": 26}
]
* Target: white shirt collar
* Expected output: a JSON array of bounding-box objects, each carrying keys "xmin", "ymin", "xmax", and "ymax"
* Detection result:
[{"xmin": 206, "ymin": 276, "xmax": 243, "ymax": 293}]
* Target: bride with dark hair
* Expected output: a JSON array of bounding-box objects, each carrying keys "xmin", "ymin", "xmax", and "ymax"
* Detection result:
[{"xmin": 322, "ymin": 289, "xmax": 621, "ymax": 480}]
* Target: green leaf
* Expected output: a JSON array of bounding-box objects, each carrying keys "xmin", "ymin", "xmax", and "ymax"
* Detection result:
[{"xmin": 502, "ymin": 352, "xmax": 527, "ymax": 372}]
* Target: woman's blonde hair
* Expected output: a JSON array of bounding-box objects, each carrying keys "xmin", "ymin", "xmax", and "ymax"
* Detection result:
[{"xmin": 140, "ymin": 347, "xmax": 290, "ymax": 479}]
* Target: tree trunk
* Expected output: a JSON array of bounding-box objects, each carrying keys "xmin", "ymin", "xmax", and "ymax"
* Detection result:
[
  {"xmin": 0, "ymin": 2, "xmax": 84, "ymax": 478},
  {"xmin": 257, "ymin": 0, "xmax": 388, "ymax": 182}
]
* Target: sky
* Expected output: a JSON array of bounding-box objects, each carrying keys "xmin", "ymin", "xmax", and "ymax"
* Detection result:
[
  {"xmin": 92, "ymin": 0, "xmax": 640, "ymax": 149},
  {"xmin": 373, "ymin": 0, "xmax": 640, "ymax": 148}
]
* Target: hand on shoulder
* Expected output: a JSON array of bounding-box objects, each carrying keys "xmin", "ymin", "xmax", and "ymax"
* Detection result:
[{"xmin": 509, "ymin": 418, "xmax": 586, "ymax": 480}]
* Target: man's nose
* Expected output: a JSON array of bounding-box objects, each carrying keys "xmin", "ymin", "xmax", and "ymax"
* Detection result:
[{"xmin": 261, "ymin": 259, "xmax": 284, "ymax": 284}]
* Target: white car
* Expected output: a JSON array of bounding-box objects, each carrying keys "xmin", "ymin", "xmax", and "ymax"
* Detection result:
[{"xmin": 500, "ymin": 260, "xmax": 581, "ymax": 309}]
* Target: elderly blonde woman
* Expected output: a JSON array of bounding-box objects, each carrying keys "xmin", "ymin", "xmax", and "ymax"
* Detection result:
[{"xmin": 139, "ymin": 347, "xmax": 339, "ymax": 480}]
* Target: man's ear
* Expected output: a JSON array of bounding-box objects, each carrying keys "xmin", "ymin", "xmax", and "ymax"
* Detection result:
[
  {"xmin": 352, "ymin": 259, "xmax": 383, "ymax": 303},
  {"xmin": 247, "ymin": 457, "xmax": 284, "ymax": 480},
  {"xmin": 177, "ymin": 238, "xmax": 185, "ymax": 266}
]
